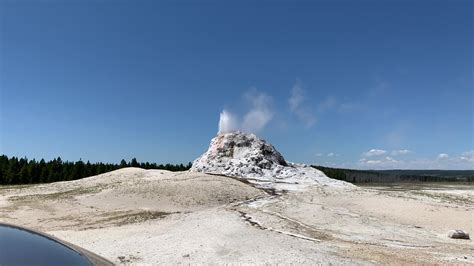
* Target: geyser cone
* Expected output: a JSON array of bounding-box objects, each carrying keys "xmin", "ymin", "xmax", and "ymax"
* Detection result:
[{"xmin": 191, "ymin": 132, "xmax": 354, "ymax": 191}]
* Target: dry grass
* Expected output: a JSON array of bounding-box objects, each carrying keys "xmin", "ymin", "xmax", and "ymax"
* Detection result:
[
  {"xmin": 8, "ymin": 186, "xmax": 102, "ymax": 202},
  {"xmin": 96, "ymin": 210, "xmax": 173, "ymax": 226}
]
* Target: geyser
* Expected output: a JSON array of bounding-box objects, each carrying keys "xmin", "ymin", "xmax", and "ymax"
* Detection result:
[
  {"xmin": 190, "ymin": 131, "xmax": 353, "ymax": 191},
  {"xmin": 218, "ymin": 110, "xmax": 239, "ymax": 134}
]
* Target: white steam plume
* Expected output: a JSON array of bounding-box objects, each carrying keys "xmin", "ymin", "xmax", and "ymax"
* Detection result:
[
  {"xmin": 242, "ymin": 89, "xmax": 273, "ymax": 133},
  {"xmin": 218, "ymin": 110, "xmax": 239, "ymax": 134},
  {"xmin": 217, "ymin": 89, "xmax": 273, "ymax": 134},
  {"xmin": 289, "ymin": 82, "xmax": 316, "ymax": 127}
]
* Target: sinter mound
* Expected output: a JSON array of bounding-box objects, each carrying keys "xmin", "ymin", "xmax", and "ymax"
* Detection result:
[{"xmin": 190, "ymin": 132, "xmax": 353, "ymax": 190}]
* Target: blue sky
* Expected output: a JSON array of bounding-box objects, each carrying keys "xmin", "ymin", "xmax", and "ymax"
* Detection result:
[{"xmin": 1, "ymin": 0, "xmax": 472, "ymax": 169}]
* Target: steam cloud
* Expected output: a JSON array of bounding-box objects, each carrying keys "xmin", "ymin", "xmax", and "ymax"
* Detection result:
[
  {"xmin": 218, "ymin": 89, "xmax": 273, "ymax": 134},
  {"xmin": 218, "ymin": 110, "xmax": 239, "ymax": 134},
  {"xmin": 289, "ymin": 82, "xmax": 317, "ymax": 127}
]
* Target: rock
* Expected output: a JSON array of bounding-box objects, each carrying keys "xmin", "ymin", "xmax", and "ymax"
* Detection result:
[
  {"xmin": 448, "ymin": 230, "xmax": 470, "ymax": 239},
  {"xmin": 190, "ymin": 131, "xmax": 354, "ymax": 191},
  {"xmin": 190, "ymin": 132, "xmax": 287, "ymax": 178}
]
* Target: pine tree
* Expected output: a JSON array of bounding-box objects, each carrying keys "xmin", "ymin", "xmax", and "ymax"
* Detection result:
[
  {"xmin": 19, "ymin": 165, "xmax": 29, "ymax": 184},
  {"xmin": 71, "ymin": 160, "xmax": 85, "ymax": 180},
  {"xmin": 39, "ymin": 159, "xmax": 49, "ymax": 183},
  {"xmin": 131, "ymin": 158, "xmax": 139, "ymax": 167},
  {"xmin": 7, "ymin": 157, "xmax": 20, "ymax": 184}
]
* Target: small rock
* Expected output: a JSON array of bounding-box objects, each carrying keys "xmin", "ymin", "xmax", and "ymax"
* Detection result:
[{"xmin": 448, "ymin": 229, "xmax": 470, "ymax": 239}]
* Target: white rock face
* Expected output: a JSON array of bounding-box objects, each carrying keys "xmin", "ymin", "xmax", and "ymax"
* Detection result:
[{"xmin": 190, "ymin": 132, "xmax": 353, "ymax": 191}]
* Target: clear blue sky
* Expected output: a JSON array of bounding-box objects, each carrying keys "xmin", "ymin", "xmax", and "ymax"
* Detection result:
[{"xmin": 1, "ymin": 0, "xmax": 472, "ymax": 169}]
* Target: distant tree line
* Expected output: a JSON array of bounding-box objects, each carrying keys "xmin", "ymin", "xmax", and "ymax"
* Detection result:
[
  {"xmin": 0, "ymin": 155, "xmax": 192, "ymax": 185},
  {"xmin": 312, "ymin": 165, "xmax": 474, "ymax": 183}
]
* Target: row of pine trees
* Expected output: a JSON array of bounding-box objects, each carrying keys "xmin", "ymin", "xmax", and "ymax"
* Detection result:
[{"xmin": 0, "ymin": 155, "xmax": 191, "ymax": 185}]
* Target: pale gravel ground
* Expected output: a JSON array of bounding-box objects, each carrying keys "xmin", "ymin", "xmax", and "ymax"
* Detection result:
[{"xmin": 0, "ymin": 168, "xmax": 472, "ymax": 265}]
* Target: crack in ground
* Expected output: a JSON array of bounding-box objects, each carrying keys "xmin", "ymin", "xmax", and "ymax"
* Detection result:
[
  {"xmin": 237, "ymin": 211, "xmax": 322, "ymax": 243},
  {"xmin": 215, "ymin": 173, "xmax": 325, "ymax": 243}
]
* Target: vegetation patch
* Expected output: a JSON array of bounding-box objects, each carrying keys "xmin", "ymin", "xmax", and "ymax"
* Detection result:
[
  {"xmin": 313, "ymin": 165, "xmax": 474, "ymax": 183},
  {"xmin": 95, "ymin": 210, "xmax": 174, "ymax": 226},
  {"xmin": 9, "ymin": 186, "xmax": 102, "ymax": 202},
  {"xmin": 409, "ymin": 190, "xmax": 474, "ymax": 205},
  {"xmin": 0, "ymin": 154, "xmax": 192, "ymax": 185}
]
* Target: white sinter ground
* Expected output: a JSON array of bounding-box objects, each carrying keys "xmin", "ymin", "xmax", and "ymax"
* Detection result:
[{"xmin": 1, "ymin": 132, "xmax": 472, "ymax": 264}]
